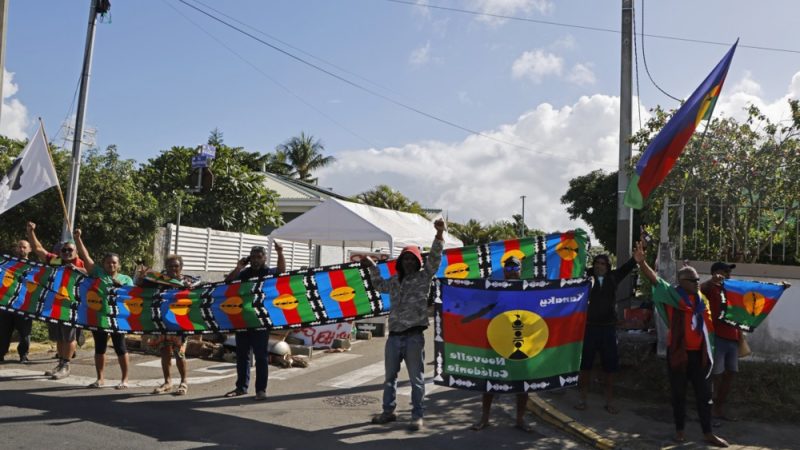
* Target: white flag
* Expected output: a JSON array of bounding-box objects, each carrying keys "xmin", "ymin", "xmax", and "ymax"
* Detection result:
[{"xmin": 0, "ymin": 123, "xmax": 59, "ymax": 215}]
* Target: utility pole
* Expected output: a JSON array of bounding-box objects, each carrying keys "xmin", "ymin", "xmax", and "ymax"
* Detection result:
[
  {"xmin": 62, "ymin": 0, "xmax": 110, "ymax": 240},
  {"xmin": 519, "ymin": 195, "xmax": 527, "ymax": 237},
  {"xmin": 616, "ymin": 0, "xmax": 634, "ymax": 293},
  {"xmin": 0, "ymin": 0, "xmax": 9, "ymax": 122}
]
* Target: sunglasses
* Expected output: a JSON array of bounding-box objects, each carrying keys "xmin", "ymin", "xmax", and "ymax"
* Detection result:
[
  {"xmin": 504, "ymin": 266, "xmax": 521, "ymax": 272},
  {"xmin": 61, "ymin": 248, "xmax": 75, "ymax": 254},
  {"xmin": 681, "ymin": 278, "xmax": 700, "ymax": 283}
]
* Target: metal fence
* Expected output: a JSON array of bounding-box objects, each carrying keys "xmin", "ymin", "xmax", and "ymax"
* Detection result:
[
  {"xmin": 665, "ymin": 197, "xmax": 800, "ymax": 264},
  {"xmin": 163, "ymin": 224, "xmax": 314, "ymax": 272}
]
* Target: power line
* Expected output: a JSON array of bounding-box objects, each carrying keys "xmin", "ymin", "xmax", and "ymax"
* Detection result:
[
  {"xmin": 176, "ymin": 0, "xmax": 605, "ymax": 165},
  {"xmin": 639, "ymin": 0, "xmax": 681, "ymax": 102},
  {"xmin": 385, "ymin": 0, "xmax": 800, "ymax": 55},
  {"xmin": 161, "ymin": 0, "xmax": 379, "ymax": 149}
]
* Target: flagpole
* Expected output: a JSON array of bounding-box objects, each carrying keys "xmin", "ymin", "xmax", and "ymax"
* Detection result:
[{"xmin": 38, "ymin": 118, "xmax": 73, "ymax": 234}]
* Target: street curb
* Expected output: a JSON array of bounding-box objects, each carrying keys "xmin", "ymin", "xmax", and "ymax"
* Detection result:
[{"xmin": 527, "ymin": 394, "xmax": 615, "ymax": 450}]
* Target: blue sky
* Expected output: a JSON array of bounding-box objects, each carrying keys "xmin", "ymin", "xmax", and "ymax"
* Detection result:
[{"xmin": 2, "ymin": 0, "xmax": 799, "ymax": 232}]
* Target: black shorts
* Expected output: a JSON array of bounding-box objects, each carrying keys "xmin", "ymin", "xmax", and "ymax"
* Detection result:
[
  {"xmin": 92, "ymin": 330, "xmax": 127, "ymax": 356},
  {"xmin": 47, "ymin": 322, "xmax": 77, "ymax": 342},
  {"xmin": 580, "ymin": 325, "xmax": 619, "ymax": 372}
]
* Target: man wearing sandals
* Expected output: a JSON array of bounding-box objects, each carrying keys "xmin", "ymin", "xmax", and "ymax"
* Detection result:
[
  {"xmin": 137, "ymin": 254, "xmax": 198, "ymax": 397},
  {"xmin": 224, "ymin": 243, "xmax": 285, "ymax": 401},
  {"xmin": 26, "ymin": 222, "xmax": 85, "ymax": 380},
  {"xmin": 362, "ymin": 219, "xmax": 445, "ymax": 432},
  {"xmin": 74, "ymin": 229, "xmax": 133, "ymax": 390},
  {"xmin": 575, "ymin": 249, "xmax": 639, "ymax": 415},
  {"xmin": 638, "ymin": 242, "xmax": 729, "ymax": 447},
  {"xmin": 471, "ymin": 256, "xmax": 532, "ymax": 433}
]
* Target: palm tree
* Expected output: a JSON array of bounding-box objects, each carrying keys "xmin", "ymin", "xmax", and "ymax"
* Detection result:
[
  {"xmin": 355, "ymin": 185, "xmax": 424, "ymax": 214},
  {"xmin": 276, "ymin": 132, "xmax": 335, "ymax": 184}
]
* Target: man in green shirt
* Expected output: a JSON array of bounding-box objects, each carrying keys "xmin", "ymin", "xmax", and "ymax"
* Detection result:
[{"xmin": 75, "ymin": 229, "xmax": 133, "ymax": 389}]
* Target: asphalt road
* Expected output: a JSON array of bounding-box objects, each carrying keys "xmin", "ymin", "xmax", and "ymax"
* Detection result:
[{"xmin": 0, "ymin": 329, "xmax": 586, "ymax": 450}]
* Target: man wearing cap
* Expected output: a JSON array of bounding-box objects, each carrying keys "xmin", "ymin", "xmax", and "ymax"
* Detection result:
[
  {"xmin": 471, "ymin": 255, "xmax": 532, "ymax": 432},
  {"xmin": 26, "ymin": 222, "xmax": 85, "ymax": 380},
  {"xmin": 363, "ymin": 218, "xmax": 445, "ymax": 432},
  {"xmin": 575, "ymin": 249, "xmax": 640, "ymax": 414},
  {"xmin": 0, "ymin": 239, "xmax": 34, "ymax": 363},
  {"xmin": 223, "ymin": 242, "xmax": 284, "ymax": 401},
  {"xmin": 701, "ymin": 262, "xmax": 739, "ymax": 423}
]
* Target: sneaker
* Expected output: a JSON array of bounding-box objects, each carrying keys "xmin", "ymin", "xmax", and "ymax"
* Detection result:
[
  {"xmin": 254, "ymin": 390, "xmax": 267, "ymax": 401},
  {"xmin": 408, "ymin": 418, "xmax": 423, "ymax": 432},
  {"xmin": 371, "ymin": 412, "xmax": 397, "ymax": 424},
  {"xmin": 44, "ymin": 361, "xmax": 63, "ymax": 377},
  {"xmin": 51, "ymin": 363, "xmax": 71, "ymax": 380},
  {"xmin": 19, "ymin": 355, "xmax": 30, "ymax": 364}
]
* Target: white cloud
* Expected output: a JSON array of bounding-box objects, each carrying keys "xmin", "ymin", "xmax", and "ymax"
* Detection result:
[
  {"xmin": 551, "ymin": 35, "xmax": 577, "ymax": 51},
  {"xmin": 409, "ymin": 42, "xmax": 432, "ymax": 67},
  {"xmin": 567, "ymin": 63, "xmax": 596, "ymax": 86},
  {"xmin": 1, "ymin": 69, "xmax": 30, "ymax": 140},
  {"xmin": 319, "ymin": 94, "xmax": 628, "ymax": 234},
  {"xmin": 412, "ymin": 0, "xmax": 431, "ymax": 20},
  {"xmin": 716, "ymin": 70, "xmax": 800, "ymax": 126},
  {"xmin": 471, "ymin": 0, "xmax": 554, "ymax": 25},
  {"xmin": 511, "ymin": 49, "xmax": 563, "ymax": 83}
]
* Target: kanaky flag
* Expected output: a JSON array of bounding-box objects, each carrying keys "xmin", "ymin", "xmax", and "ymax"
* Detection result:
[
  {"xmin": 624, "ymin": 41, "xmax": 738, "ymax": 209},
  {"xmin": 545, "ymin": 230, "xmax": 588, "ymax": 279},
  {"xmin": 437, "ymin": 245, "xmax": 482, "ymax": 279},
  {"xmin": 262, "ymin": 274, "xmax": 315, "ymax": 327},
  {"xmin": 0, "ymin": 122, "xmax": 59, "ymax": 215},
  {"xmin": 433, "ymin": 278, "xmax": 590, "ymax": 393},
  {"xmin": 722, "ymin": 278, "xmax": 787, "ymax": 332},
  {"xmin": 315, "ymin": 268, "xmax": 371, "ymax": 320},
  {"xmin": 488, "ymin": 237, "xmax": 537, "ymax": 279}
]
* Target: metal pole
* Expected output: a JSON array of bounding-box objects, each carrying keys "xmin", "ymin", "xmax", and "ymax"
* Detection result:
[
  {"xmin": 616, "ymin": 0, "xmax": 633, "ymax": 286},
  {"xmin": 174, "ymin": 196, "xmax": 182, "ymax": 254},
  {"xmin": 62, "ymin": 0, "xmax": 104, "ymax": 241},
  {"xmin": 679, "ymin": 196, "xmax": 685, "ymax": 259},
  {"xmin": 0, "ymin": 0, "xmax": 9, "ymax": 121},
  {"xmin": 520, "ymin": 195, "xmax": 527, "ymax": 237}
]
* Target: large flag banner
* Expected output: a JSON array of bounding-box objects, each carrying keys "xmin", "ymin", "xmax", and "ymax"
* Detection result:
[
  {"xmin": 0, "ymin": 231, "xmax": 589, "ymax": 334},
  {"xmin": 721, "ymin": 279, "xmax": 788, "ymax": 332},
  {"xmin": 433, "ymin": 278, "xmax": 590, "ymax": 393},
  {"xmin": 624, "ymin": 41, "xmax": 738, "ymax": 210},
  {"xmin": 0, "ymin": 122, "xmax": 60, "ymax": 215},
  {"xmin": 434, "ymin": 230, "xmax": 590, "ymax": 281}
]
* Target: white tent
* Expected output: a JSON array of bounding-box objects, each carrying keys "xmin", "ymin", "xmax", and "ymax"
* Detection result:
[{"xmin": 269, "ymin": 198, "xmax": 463, "ymax": 256}]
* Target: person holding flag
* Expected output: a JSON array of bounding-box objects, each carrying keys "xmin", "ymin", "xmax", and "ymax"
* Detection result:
[
  {"xmin": 26, "ymin": 221, "xmax": 85, "ymax": 380},
  {"xmin": 0, "ymin": 240, "xmax": 34, "ymax": 363},
  {"xmin": 638, "ymin": 242, "xmax": 729, "ymax": 447}
]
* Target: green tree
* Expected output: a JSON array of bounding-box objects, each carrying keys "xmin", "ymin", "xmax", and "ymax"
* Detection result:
[
  {"xmin": 448, "ymin": 219, "xmax": 487, "ymax": 246},
  {"xmin": 354, "ymin": 184, "xmax": 425, "ymax": 215},
  {"xmin": 276, "ymin": 132, "xmax": 335, "ymax": 183},
  {"xmin": 560, "ymin": 169, "xmax": 626, "ymax": 252},
  {"xmin": 138, "ymin": 140, "xmax": 282, "ymax": 234}
]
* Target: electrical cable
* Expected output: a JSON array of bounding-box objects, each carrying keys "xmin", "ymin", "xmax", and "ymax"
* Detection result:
[
  {"xmin": 639, "ymin": 0, "xmax": 681, "ymax": 102},
  {"xmin": 162, "ymin": 0, "xmax": 379, "ymax": 149},
  {"xmin": 176, "ymin": 0, "xmax": 607, "ymax": 165},
  {"xmin": 385, "ymin": 0, "xmax": 800, "ymax": 55}
]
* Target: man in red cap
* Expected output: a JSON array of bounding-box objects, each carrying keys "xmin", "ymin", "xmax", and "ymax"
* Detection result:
[
  {"xmin": 701, "ymin": 261, "xmax": 739, "ymax": 423},
  {"xmin": 363, "ymin": 218, "xmax": 445, "ymax": 432}
]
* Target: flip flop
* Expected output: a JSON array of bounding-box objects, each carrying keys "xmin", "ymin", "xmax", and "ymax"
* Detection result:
[
  {"xmin": 87, "ymin": 380, "xmax": 104, "ymax": 389},
  {"xmin": 470, "ymin": 422, "xmax": 490, "ymax": 431},
  {"xmin": 175, "ymin": 383, "xmax": 188, "ymax": 396},
  {"xmin": 152, "ymin": 382, "xmax": 172, "ymax": 394},
  {"xmin": 224, "ymin": 389, "xmax": 246, "ymax": 398},
  {"xmin": 115, "ymin": 382, "xmax": 129, "ymax": 390}
]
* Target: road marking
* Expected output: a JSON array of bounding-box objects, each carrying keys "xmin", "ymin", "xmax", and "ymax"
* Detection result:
[
  {"xmin": 0, "ymin": 368, "xmax": 234, "ymax": 388},
  {"xmin": 318, "ymin": 361, "xmax": 385, "ymax": 388},
  {"xmin": 270, "ymin": 352, "xmax": 362, "ymax": 380}
]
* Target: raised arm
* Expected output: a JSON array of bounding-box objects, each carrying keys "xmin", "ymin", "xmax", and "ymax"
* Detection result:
[
  {"xmin": 274, "ymin": 242, "xmax": 286, "ymax": 274},
  {"xmin": 424, "ymin": 219, "xmax": 446, "ymax": 277},
  {"xmin": 25, "ymin": 222, "xmax": 49, "ymax": 261},
  {"xmin": 361, "ymin": 256, "xmax": 390, "ymax": 293},
  {"xmin": 73, "ymin": 228, "xmax": 96, "ymax": 273},
  {"xmin": 635, "ymin": 241, "xmax": 657, "ymax": 284}
]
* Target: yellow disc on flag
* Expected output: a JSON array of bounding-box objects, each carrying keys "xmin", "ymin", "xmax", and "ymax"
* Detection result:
[
  {"xmin": 742, "ymin": 291, "xmax": 766, "ymax": 316},
  {"xmin": 556, "ymin": 239, "xmax": 578, "ymax": 261},
  {"xmin": 486, "ymin": 309, "xmax": 548, "ymax": 360}
]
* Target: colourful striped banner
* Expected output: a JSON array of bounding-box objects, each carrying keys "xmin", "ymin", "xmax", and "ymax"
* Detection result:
[{"xmin": 721, "ymin": 278, "xmax": 787, "ymax": 332}]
